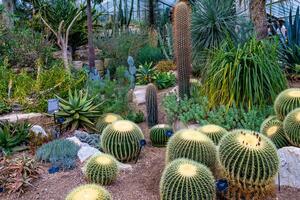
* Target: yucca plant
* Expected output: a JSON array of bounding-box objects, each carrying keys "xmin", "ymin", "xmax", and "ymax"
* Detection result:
[
  {"xmin": 55, "ymin": 89, "xmax": 103, "ymax": 132},
  {"xmin": 205, "ymin": 37, "xmax": 287, "ymax": 109},
  {"xmin": 136, "ymin": 62, "xmax": 156, "ymax": 85}
]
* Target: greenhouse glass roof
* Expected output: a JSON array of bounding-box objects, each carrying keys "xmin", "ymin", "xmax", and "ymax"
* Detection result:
[{"xmin": 266, "ymin": 0, "xmax": 300, "ymax": 19}]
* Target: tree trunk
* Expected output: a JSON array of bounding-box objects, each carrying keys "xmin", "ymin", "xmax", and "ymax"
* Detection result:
[
  {"xmin": 87, "ymin": 0, "xmax": 96, "ymax": 71},
  {"xmin": 250, "ymin": 0, "xmax": 268, "ymax": 40},
  {"xmin": 2, "ymin": 0, "xmax": 15, "ymax": 29},
  {"xmin": 62, "ymin": 42, "xmax": 70, "ymax": 72},
  {"xmin": 149, "ymin": 0, "xmax": 155, "ymax": 27}
]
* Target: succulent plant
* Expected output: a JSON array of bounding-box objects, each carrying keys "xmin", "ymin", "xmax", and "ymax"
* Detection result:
[
  {"xmin": 55, "ymin": 89, "xmax": 103, "ymax": 132},
  {"xmin": 283, "ymin": 108, "xmax": 300, "ymax": 147},
  {"xmin": 36, "ymin": 139, "xmax": 79, "ymax": 169},
  {"xmin": 166, "ymin": 129, "xmax": 217, "ymax": 169},
  {"xmin": 150, "ymin": 124, "xmax": 173, "ymax": 147},
  {"xmin": 84, "ymin": 154, "xmax": 119, "ymax": 185},
  {"xmin": 218, "ymin": 129, "xmax": 279, "ymax": 199},
  {"xmin": 173, "ymin": 1, "xmax": 191, "ymax": 98},
  {"xmin": 146, "ymin": 83, "xmax": 158, "ymax": 127},
  {"xmin": 65, "ymin": 184, "xmax": 112, "ymax": 200},
  {"xmin": 74, "ymin": 131, "xmax": 100, "ymax": 149},
  {"xmin": 260, "ymin": 116, "xmax": 290, "ymax": 148},
  {"xmin": 197, "ymin": 124, "xmax": 228, "ymax": 145},
  {"xmin": 96, "ymin": 113, "xmax": 123, "ymax": 134},
  {"xmin": 160, "ymin": 158, "xmax": 216, "ymax": 200},
  {"xmin": 274, "ymin": 88, "xmax": 300, "ymax": 120},
  {"xmin": 101, "ymin": 120, "xmax": 144, "ymax": 162}
]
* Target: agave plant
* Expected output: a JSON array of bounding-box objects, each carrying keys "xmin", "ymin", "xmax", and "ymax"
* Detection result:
[
  {"xmin": 153, "ymin": 72, "xmax": 176, "ymax": 90},
  {"xmin": 136, "ymin": 62, "xmax": 156, "ymax": 85},
  {"xmin": 55, "ymin": 90, "xmax": 103, "ymax": 131}
]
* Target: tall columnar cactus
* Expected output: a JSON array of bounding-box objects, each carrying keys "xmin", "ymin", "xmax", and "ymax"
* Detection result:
[
  {"xmin": 146, "ymin": 83, "xmax": 158, "ymax": 127},
  {"xmin": 96, "ymin": 113, "xmax": 123, "ymax": 134},
  {"xmin": 173, "ymin": 1, "xmax": 191, "ymax": 99},
  {"xmin": 218, "ymin": 129, "xmax": 279, "ymax": 200},
  {"xmin": 65, "ymin": 184, "xmax": 112, "ymax": 200},
  {"xmin": 274, "ymin": 88, "xmax": 300, "ymax": 120},
  {"xmin": 160, "ymin": 158, "xmax": 216, "ymax": 200},
  {"xmin": 101, "ymin": 120, "xmax": 144, "ymax": 162},
  {"xmin": 166, "ymin": 129, "xmax": 217, "ymax": 170},
  {"xmin": 150, "ymin": 124, "xmax": 173, "ymax": 147},
  {"xmin": 84, "ymin": 154, "xmax": 119, "ymax": 185},
  {"xmin": 283, "ymin": 108, "xmax": 300, "ymax": 147},
  {"xmin": 260, "ymin": 116, "xmax": 290, "ymax": 148},
  {"xmin": 197, "ymin": 124, "xmax": 228, "ymax": 145}
]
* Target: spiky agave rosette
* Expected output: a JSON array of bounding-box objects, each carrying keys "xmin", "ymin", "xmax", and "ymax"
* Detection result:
[
  {"xmin": 218, "ymin": 129, "xmax": 279, "ymax": 200},
  {"xmin": 95, "ymin": 113, "xmax": 123, "ymax": 134},
  {"xmin": 84, "ymin": 154, "xmax": 119, "ymax": 185},
  {"xmin": 101, "ymin": 120, "xmax": 144, "ymax": 162},
  {"xmin": 283, "ymin": 108, "xmax": 300, "ymax": 147},
  {"xmin": 274, "ymin": 88, "xmax": 300, "ymax": 120},
  {"xmin": 56, "ymin": 90, "xmax": 103, "ymax": 132},
  {"xmin": 160, "ymin": 158, "xmax": 215, "ymax": 200},
  {"xmin": 65, "ymin": 184, "xmax": 111, "ymax": 200},
  {"xmin": 150, "ymin": 124, "xmax": 173, "ymax": 147},
  {"xmin": 260, "ymin": 116, "xmax": 290, "ymax": 148},
  {"xmin": 197, "ymin": 124, "xmax": 228, "ymax": 145},
  {"xmin": 166, "ymin": 129, "xmax": 217, "ymax": 170}
]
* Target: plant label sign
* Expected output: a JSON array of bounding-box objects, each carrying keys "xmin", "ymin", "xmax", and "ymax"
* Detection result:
[{"xmin": 48, "ymin": 99, "xmax": 59, "ymax": 114}]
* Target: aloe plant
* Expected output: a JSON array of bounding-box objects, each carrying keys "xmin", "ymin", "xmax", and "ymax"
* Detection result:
[{"xmin": 56, "ymin": 90, "xmax": 103, "ymax": 131}]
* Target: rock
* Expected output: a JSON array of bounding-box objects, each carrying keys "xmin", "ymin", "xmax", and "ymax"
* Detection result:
[
  {"xmin": 66, "ymin": 136, "xmax": 89, "ymax": 147},
  {"xmin": 133, "ymin": 85, "xmax": 148, "ymax": 105},
  {"xmin": 74, "ymin": 130, "xmax": 100, "ymax": 148},
  {"xmin": 0, "ymin": 113, "xmax": 43, "ymax": 122},
  {"xmin": 276, "ymin": 147, "xmax": 300, "ymax": 188},
  {"xmin": 30, "ymin": 125, "xmax": 47, "ymax": 137},
  {"xmin": 78, "ymin": 146, "xmax": 101, "ymax": 162}
]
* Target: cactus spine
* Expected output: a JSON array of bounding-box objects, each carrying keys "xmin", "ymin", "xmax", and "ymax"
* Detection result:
[
  {"xmin": 173, "ymin": 1, "xmax": 191, "ymax": 99},
  {"xmin": 218, "ymin": 129, "xmax": 279, "ymax": 200},
  {"xmin": 283, "ymin": 108, "xmax": 300, "ymax": 147},
  {"xmin": 260, "ymin": 116, "xmax": 290, "ymax": 148},
  {"xmin": 146, "ymin": 83, "xmax": 158, "ymax": 127},
  {"xmin": 160, "ymin": 158, "xmax": 216, "ymax": 200},
  {"xmin": 65, "ymin": 184, "xmax": 112, "ymax": 200}
]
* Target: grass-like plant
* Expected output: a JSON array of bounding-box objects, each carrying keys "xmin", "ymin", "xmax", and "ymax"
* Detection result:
[{"xmin": 205, "ymin": 37, "xmax": 287, "ymax": 109}]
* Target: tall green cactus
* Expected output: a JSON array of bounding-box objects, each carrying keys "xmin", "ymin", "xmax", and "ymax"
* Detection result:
[
  {"xmin": 173, "ymin": 1, "xmax": 191, "ymax": 98},
  {"xmin": 218, "ymin": 129, "xmax": 279, "ymax": 200},
  {"xmin": 146, "ymin": 83, "xmax": 158, "ymax": 127}
]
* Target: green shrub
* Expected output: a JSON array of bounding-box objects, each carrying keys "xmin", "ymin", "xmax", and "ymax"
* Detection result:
[
  {"xmin": 205, "ymin": 37, "xmax": 287, "ymax": 109},
  {"xmin": 160, "ymin": 158, "xmax": 215, "ymax": 200},
  {"xmin": 35, "ymin": 139, "xmax": 79, "ymax": 169},
  {"xmin": 155, "ymin": 60, "xmax": 176, "ymax": 72},
  {"xmin": 136, "ymin": 62, "xmax": 156, "ymax": 85},
  {"xmin": 137, "ymin": 45, "xmax": 165, "ymax": 65},
  {"xmin": 124, "ymin": 110, "xmax": 145, "ymax": 124},
  {"xmin": 66, "ymin": 184, "xmax": 112, "ymax": 200},
  {"xmin": 153, "ymin": 72, "xmax": 176, "ymax": 90}
]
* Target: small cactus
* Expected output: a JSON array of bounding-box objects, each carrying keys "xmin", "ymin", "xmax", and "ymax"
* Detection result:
[
  {"xmin": 260, "ymin": 116, "xmax": 290, "ymax": 148},
  {"xmin": 197, "ymin": 124, "xmax": 228, "ymax": 145},
  {"xmin": 283, "ymin": 108, "xmax": 300, "ymax": 147},
  {"xmin": 96, "ymin": 113, "xmax": 123, "ymax": 134},
  {"xmin": 101, "ymin": 120, "xmax": 144, "ymax": 162},
  {"xmin": 160, "ymin": 158, "xmax": 216, "ymax": 200},
  {"xmin": 65, "ymin": 184, "xmax": 111, "ymax": 200},
  {"xmin": 274, "ymin": 88, "xmax": 300, "ymax": 120},
  {"xmin": 150, "ymin": 124, "xmax": 173, "ymax": 147},
  {"xmin": 146, "ymin": 83, "xmax": 158, "ymax": 127},
  {"xmin": 173, "ymin": 1, "xmax": 191, "ymax": 98},
  {"xmin": 84, "ymin": 154, "xmax": 119, "ymax": 185},
  {"xmin": 218, "ymin": 129, "xmax": 279, "ymax": 200},
  {"xmin": 166, "ymin": 129, "xmax": 217, "ymax": 170}
]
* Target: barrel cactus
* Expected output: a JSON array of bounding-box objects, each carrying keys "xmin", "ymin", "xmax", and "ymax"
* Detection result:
[
  {"xmin": 65, "ymin": 184, "xmax": 111, "ymax": 200},
  {"xmin": 274, "ymin": 88, "xmax": 300, "ymax": 120},
  {"xmin": 173, "ymin": 1, "xmax": 191, "ymax": 99},
  {"xmin": 197, "ymin": 124, "xmax": 228, "ymax": 145},
  {"xmin": 166, "ymin": 129, "xmax": 217, "ymax": 169},
  {"xmin": 218, "ymin": 129, "xmax": 279, "ymax": 199},
  {"xmin": 146, "ymin": 83, "xmax": 158, "ymax": 127},
  {"xmin": 150, "ymin": 124, "xmax": 173, "ymax": 147},
  {"xmin": 160, "ymin": 158, "xmax": 215, "ymax": 200},
  {"xmin": 101, "ymin": 120, "xmax": 144, "ymax": 162},
  {"xmin": 84, "ymin": 154, "xmax": 119, "ymax": 185},
  {"xmin": 283, "ymin": 108, "xmax": 300, "ymax": 147},
  {"xmin": 260, "ymin": 116, "xmax": 290, "ymax": 148},
  {"xmin": 96, "ymin": 113, "xmax": 123, "ymax": 134}
]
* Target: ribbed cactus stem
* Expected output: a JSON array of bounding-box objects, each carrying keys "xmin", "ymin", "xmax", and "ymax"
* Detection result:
[
  {"xmin": 146, "ymin": 83, "xmax": 158, "ymax": 127},
  {"xmin": 173, "ymin": 1, "xmax": 191, "ymax": 99}
]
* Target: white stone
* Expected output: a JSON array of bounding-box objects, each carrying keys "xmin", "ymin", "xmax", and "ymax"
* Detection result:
[
  {"xmin": 78, "ymin": 146, "xmax": 101, "ymax": 162},
  {"xmin": 66, "ymin": 136, "xmax": 84, "ymax": 146},
  {"xmin": 0, "ymin": 113, "xmax": 43, "ymax": 122},
  {"xmin": 133, "ymin": 85, "xmax": 147, "ymax": 105},
  {"xmin": 30, "ymin": 125, "xmax": 48, "ymax": 137},
  {"xmin": 276, "ymin": 146, "xmax": 300, "ymax": 188}
]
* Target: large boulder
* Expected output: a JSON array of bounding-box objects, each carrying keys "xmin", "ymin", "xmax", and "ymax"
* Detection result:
[{"xmin": 276, "ymin": 147, "xmax": 300, "ymax": 188}]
